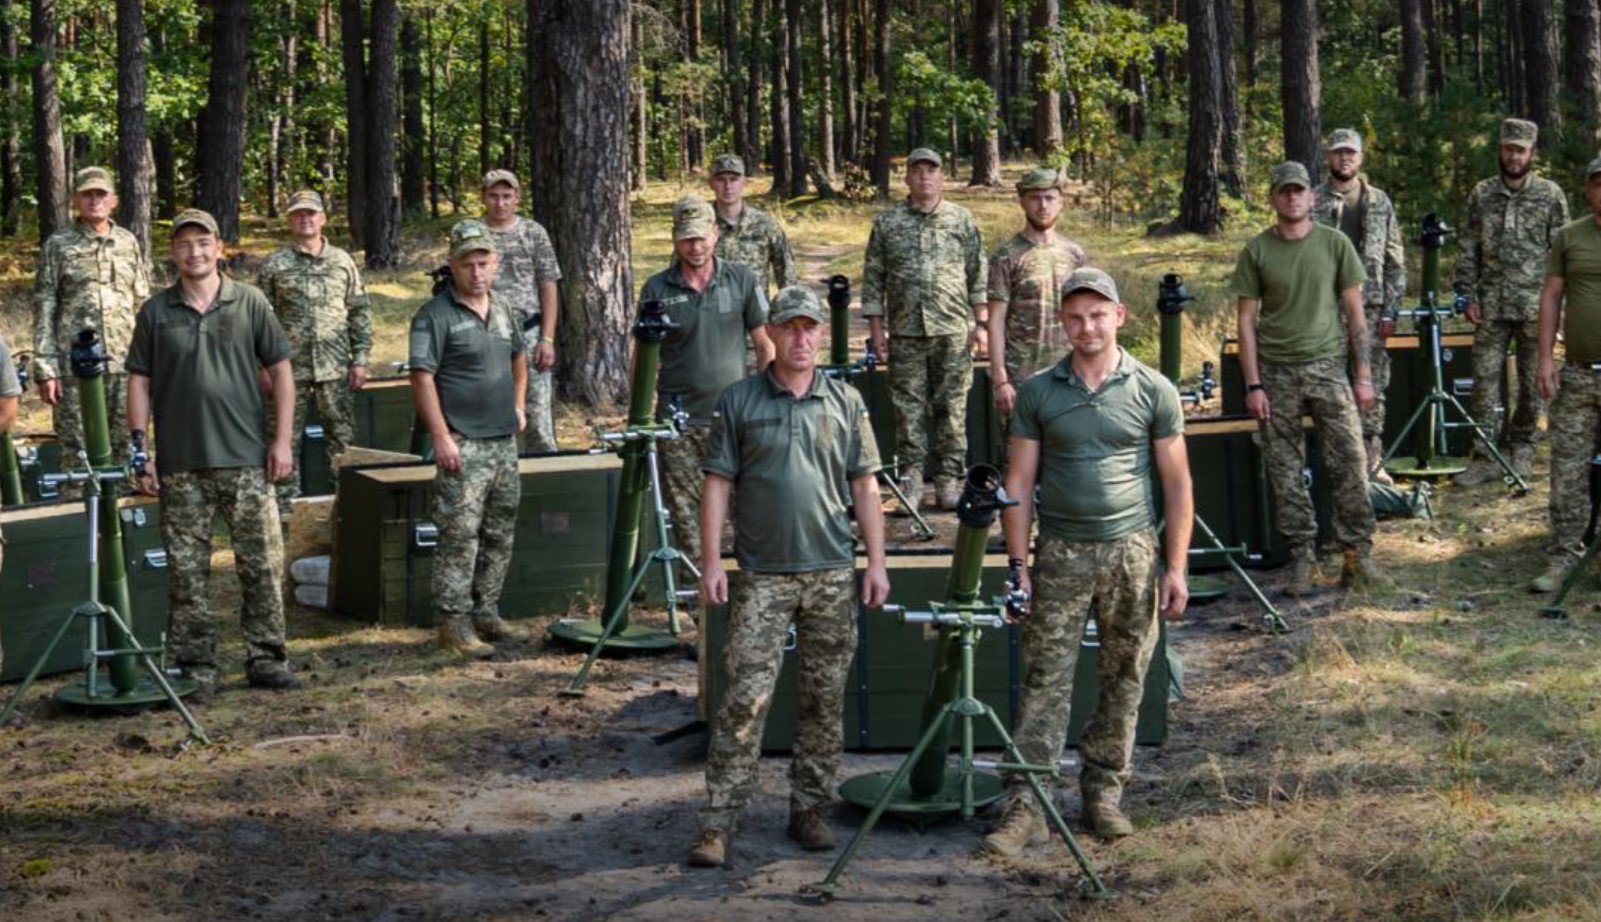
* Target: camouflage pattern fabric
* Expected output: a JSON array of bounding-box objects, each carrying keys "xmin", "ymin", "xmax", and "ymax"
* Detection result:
[
  {"xmin": 161, "ymin": 467, "xmax": 288, "ymax": 671},
  {"xmin": 31, "ymin": 222, "xmax": 150, "ymax": 382},
  {"xmin": 1545, "ymin": 365, "xmax": 1601, "ymax": 562},
  {"xmin": 700, "ymin": 567, "xmax": 858, "ymax": 833},
  {"xmin": 986, "ymin": 233, "xmax": 1088, "ymax": 383},
  {"xmin": 52, "ymin": 373, "xmax": 131, "ymax": 475},
  {"xmin": 861, "ymin": 199, "xmax": 985, "ymax": 337},
  {"xmin": 1357, "ymin": 307, "xmax": 1392, "ymax": 440},
  {"xmin": 256, "ymin": 241, "xmax": 372, "ymax": 383},
  {"xmin": 266, "ymin": 380, "xmax": 356, "ymax": 515},
  {"xmin": 1471, "ymin": 318, "xmax": 1542, "ymax": 449},
  {"xmin": 1259, "ymin": 356, "xmax": 1376, "ymax": 553},
  {"xmin": 657, "ymin": 425, "xmax": 713, "ymax": 567},
  {"xmin": 1452, "ymin": 175, "xmax": 1569, "ymax": 322},
  {"xmin": 431, "ymin": 435, "xmax": 521, "ymax": 620},
  {"xmin": 1311, "ymin": 180, "xmax": 1406, "ymax": 315},
  {"xmin": 1004, "ymin": 530, "xmax": 1159, "ymax": 810},
  {"xmin": 714, "ymin": 205, "xmax": 798, "ymax": 297},
  {"xmin": 487, "ymin": 217, "xmax": 563, "ymax": 323},
  {"xmin": 888, "ymin": 333, "xmax": 972, "ymax": 482},
  {"xmin": 519, "ymin": 326, "xmax": 559, "ymax": 454}
]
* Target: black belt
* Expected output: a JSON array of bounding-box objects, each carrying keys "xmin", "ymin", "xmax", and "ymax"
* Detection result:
[{"xmin": 521, "ymin": 313, "xmax": 543, "ymax": 332}]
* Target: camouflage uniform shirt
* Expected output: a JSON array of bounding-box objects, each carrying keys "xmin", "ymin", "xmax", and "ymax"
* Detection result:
[
  {"xmin": 1452, "ymin": 174, "xmax": 1570, "ymax": 321},
  {"xmin": 31, "ymin": 221, "xmax": 151, "ymax": 380},
  {"xmin": 861, "ymin": 198, "xmax": 985, "ymax": 337},
  {"xmin": 487, "ymin": 217, "xmax": 562, "ymax": 323},
  {"xmin": 257, "ymin": 240, "xmax": 372, "ymax": 383},
  {"xmin": 986, "ymin": 232, "xmax": 1088, "ymax": 381},
  {"xmin": 713, "ymin": 204, "xmax": 797, "ymax": 296},
  {"xmin": 1312, "ymin": 179, "xmax": 1405, "ymax": 311}
]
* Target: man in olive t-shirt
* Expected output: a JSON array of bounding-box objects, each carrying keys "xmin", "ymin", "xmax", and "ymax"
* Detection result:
[
  {"xmin": 1531, "ymin": 156, "xmax": 1601, "ymax": 591},
  {"xmin": 0, "ymin": 331, "xmax": 21, "ymax": 675},
  {"xmin": 1233, "ymin": 161, "xmax": 1382, "ymax": 598},
  {"xmin": 687, "ymin": 286, "xmax": 887, "ymax": 869},
  {"xmin": 127, "ymin": 209, "xmax": 297, "ymax": 697},
  {"xmin": 982, "ymin": 267, "xmax": 1191, "ymax": 856}
]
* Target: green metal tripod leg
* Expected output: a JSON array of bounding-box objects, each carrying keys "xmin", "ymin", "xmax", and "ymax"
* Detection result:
[
  {"xmin": 98, "ymin": 604, "xmax": 210, "ymax": 743},
  {"xmin": 1192, "ymin": 516, "xmax": 1288, "ymax": 632},
  {"xmin": 562, "ymin": 553, "xmax": 662, "ymax": 696},
  {"xmin": 0, "ymin": 601, "xmax": 89, "ymax": 726},
  {"xmin": 879, "ymin": 468, "xmax": 935, "ymax": 539}
]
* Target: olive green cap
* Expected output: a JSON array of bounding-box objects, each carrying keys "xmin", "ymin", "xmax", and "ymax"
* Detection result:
[
  {"xmin": 710, "ymin": 153, "xmax": 746, "ymax": 176},
  {"xmin": 1060, "ymin": 267, "xmax": 1119, "ymax": 304},
  {"xmin": 448, "ymin": 219, "xmax": 496, "ymax": 258},
  {"xmin": 1270, "ymin": 161, "xmax": 1313, "ymax": 193},
  {"xmin": 285, "ymin": 190, "xmax": 325, "ymax": 213},
  {"xmin": 1501, "ymin": 118, "xmax": 1538, "ymax": 148},
  {"xmin": 906, "ymin": 147, "xmax": 942, "ymax": 168},
  {"xmin": 171, "ymin": 208, "xmax": 219, "ymax": 238},
  {"xmin": 482, "ymin": 168, "xmax": 520, "ymax": 191},
  {"xmin": 1325, "ymin": 128, "xmax": 1363, "ymax": 152},
  {"xmin": 672, "ymin": 195, "xmax": 716, "ymax": 241},
  {"xmin": 769, "ymin": 285, "xmax": 826, "ymax": 324},
  {"xmin": 74, "ymin": 166, "xmax": 114, "ymax": 194},
  {"xmin": 1015, "ymin": 167, "xmax": 1062, "ymax": 192}
]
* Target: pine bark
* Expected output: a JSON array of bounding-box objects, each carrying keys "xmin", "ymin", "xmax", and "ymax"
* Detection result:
[
  {"xmin": 1565, "ymin": 0, "xmax": 1601, "ymax": 145},
  {"xmin": 1032, "ymin": 0, "xmax": 1062, "ymax": 160},
  {"xmin": 30, "ymin": 0, "xmax": 68, "ymax": 242},
  {"xmin": 870, "ymin": 0, "xmax": 891, "ymax": 195},
  {"xmin": 339, "ymin": 0, "xmax": 367, "ymax": 245},
  {"xmin": 196, "ymin": 0, "xmax": 251, "ymax": 243},
  {"xmin": 1280, "ymin": 0, "xmax": 1322, "ymax": 183},
  {"xmin": 363, "ymin": 0, "xmax": 402, "ymax": 267},
  {"xmin": 1217, "ymin": 0, "xmax": 1241, "ymax": 197},
  {"xmin": 1400, "ymin": 0, "xmax": 1427, "ymax": 105},
  {"xmin": 401, "ymin": 14, "xmax": 426, "ymax": 214},
  {"xmin": 1523, "ymin": 0, "xmax": 1560, "ymax": 138},
  {"xmin": 969, "ymin": 0, "xmax": 1003, "ymax": 186},
  {"xmin": 1177, "ymin": 0, "xmax": 1222, "ymax": 233},
  {"xmin": 784, "ymin": 0, "xmax": 806, "ymax": 196},
  {"xmin": 115, "ymin": 0, "xmax": 152, "ymax": 259},
  {"xmin": 817, "ymin": 0, "xmax": 836, "ymax": 181}
]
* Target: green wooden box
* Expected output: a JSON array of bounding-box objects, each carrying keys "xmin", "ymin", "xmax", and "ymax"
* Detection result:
[
  {"xmin": 1, "ymin": 496, "xmax": 171, "ymax": 683},
  {"xmin": 701, "ymin": 553, "xmax": 1169, "ymax": 753},
  {"xmin": 333, "ymin": 452, "xmax": 622, "ymax": 625}
]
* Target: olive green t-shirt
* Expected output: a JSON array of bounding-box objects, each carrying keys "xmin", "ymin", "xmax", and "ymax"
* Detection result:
[
  {"xmin": 1010, "ymin": 349, "xmax": 1184, "ymax": 543},
  {"xmin": 407, "ymin": 288, "xmax": 522, "ymax": 439},
  {"xmin": 703, "ymin": 369, "xmax": 881, "ymax": 572},
  {"xmin": 1231, "ymin": 224, "xmax": 1365, "ymax": 364},
  {"xmin": 639, "ymin": 258, "xmax": 768, "ymax": 421},
  {"xmin": 125, "ymin": 278, "xmax": 292, "ymax": 475},
  {"xmin": 1547, "ymin": 216, "xmax": 1601, "ymax": 364},
  {"xmin": 0, "ymin": 332, "xmax": 19, "ymax": 537}
]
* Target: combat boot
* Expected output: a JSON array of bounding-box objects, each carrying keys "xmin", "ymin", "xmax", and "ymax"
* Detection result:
[
  {"xmin": 888, "ymin": 465, "xmax": 922, "ymax": 516},
  {"xmin": 472, "ymin": 615, "xmax": 530, "ymax": 643},
  {"xmin": 979, "ymin": 799, "xmax": 1049, "ymax": 857},
  {"xmin": 1453, "ymin": 457, "xmax": 1501, "ymax": 487},
  {"xmin": 934, "ymin": 478, "xmax": 962, "ymax": 511},
  {"xmin": 437, "ymin": 615, "xmax": 495, "ymax": 659},
  {"xmin": 1285, "ymin": 547, "xmax": 1321, "ymax": 598},
  {"xmin": 786, "ymin": 806, "xmax": 836, "ymax": 851},
  {"xmin": 1366, "ymin": 436, "xmax": 1394, "ymax": 486},
  {"xmin": 1339, "ymin": 549, "xmax": 1394, "ymax": 593},
  {"xmin": 687, "ymin": 829, "xmax": 728, "ymax": 867},
  {"xmin": 179, "ymin": 665, "xmax": 218, "ymax": 704},
  {"xmin": 1510, "ymin": 444, "xmax": 1536, "ymax": 480},
  {"xmin": 1083, "ymin": 798, "xmax": 1134, "ymax": 841},
  {"xmin": 246, "ymin": 658, "xmax": 301, "ymax": 691},
  {"xmin": 1530, "ymin": 557, "xmax": 1575, "ymax": 593}
]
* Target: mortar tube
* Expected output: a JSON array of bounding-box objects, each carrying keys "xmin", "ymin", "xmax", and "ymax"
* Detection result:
[
  {"xmin": 1159, "ymin": 309, "xmax": 1183, "ymax": 385},
  {"xmin": 829, "ymin": 296, "xmax": 851, "ymax": 368},
  {"xmin": 74, "ymin": 343, "xmax": 138, "ymax": 695},
  {"xmin": 598, "ymin": 320, "xmax": 668, "ymax": 627},
  {"xmin": 0, "ymin": 429, "xmax": 22, "ymax": 506},
  {"xmin": 1414, "ymin": 243, "xmax": 1443, "ymax": 464}
]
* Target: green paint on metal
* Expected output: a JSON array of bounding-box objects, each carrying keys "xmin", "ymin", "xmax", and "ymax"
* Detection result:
[
  {"xmin": 547, "ymin": 618, "xmax": 680, "ymax": 651},
  {"xmin": 1187, "ymin": 574, "xmax": 1232, "ymax": 601},
  {"xmin": 838, "ymin": 767, "xmax": 1006, "ymax": 818}
]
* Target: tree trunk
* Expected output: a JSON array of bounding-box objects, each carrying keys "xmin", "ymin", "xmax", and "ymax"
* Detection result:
[
  {"xmin": 630, "ymin": 13, "xmax": 647, "ymax": 190},
  {"xmin": 1400, "ymin": 0, "xmax": 1427, "ymax": 105},
  {"xmin": 528, "ymin": 0, "xmax": 633, "ymax": 406},
  {"xmin": 1216, "ymin": 0, "xmax": 1242, "ymax": 197},
  {"xmin": 1243, "ymin": 0, "xmax": 1258, "ymax": 86},
  {"xmin": 30, "ymin": 0, "xmax": 68, "ymax": 242},
  {"xmin": 969, "ymin": 0, "xmax": 1003, "ymax": 186},
  {"xmin": 1032, "ymin": 0, "xmax": 1062, "ymax": 160},
  {"xmin": 339, "ymin": 0, "xmax": 367, "ymax": 245},
  {"xmin": 478, "ymin": 20, "xmax": 491, "ymax": 175},
  {"xmin": 426, "ymin": 9, "xmax": 441, "ymax": 217},
  {"xmin": 2, "ymin": 0, "xmax": 23, "ymax": 237},
  {"xmin": 784, "ymin": 0, "xmax": 806, "ymax": 196},
  {"xmin": 817, "ymin": 0, "xmax": 836, "ymax": 181},
  {"xmin": 115, "ymin": 0, "xmax": 152, "ymax": 260},
  {"xmin": 196, "ymin": 0, "xmax": 250, "ymax": 243},
  {"xmin": 725, "ymin": 0, "xmax": 747, "ymax": 167},
  {"xmin": 870, "ymin": 0, "xmax": 891, "ymax": 195},
  {"xmin": 746, "ymin": 0, "xmax": 766, "ymax": 172},
  {"xmin": 1280, "ymin": 0, "xmax": 1321, "ymax": 183},
  {"xmin": 1424, "ymin": 0, "xmax": 1444, "ymax": 96},
  {"xmin": 1523, "ymin": 0, "xmax": 1559, "ymax": 137},
  {"xmin": 363, "ymin": 0, "xmax": 401, "ymax": 268},
  {"xmin": 1177, "ymin": 0, "xmax": 1222, "ymax": 234},
  {"xmin": 771, "ymin": 8, "xmax": 792, "ymax": 194},
  {"xmin": 1505, "ymin": 0, "xmax": 1524, "ymax": 114},
  {"xmin": 1565, "ymin": 0, "xmax": 1601, "ymax": 145},
  {"xmin": 400, "ymin": 13, "xmax": 426, "ymax": 214},
  {"xmin": 838, "ymin": 0, "xmax": 857, "ymax": 164}
]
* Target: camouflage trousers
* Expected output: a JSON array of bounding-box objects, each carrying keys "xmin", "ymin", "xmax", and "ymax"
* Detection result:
[
  {"xmin": 51, "ymin": 373, "xmax": 129, "ymax": 497},
  {"xmin": 520, "ymin": 327, "xmax": 559, "ymax": 454},
  {"xmin": 432, "ymin": 435, "xmax": 520, "ymax": 620},
  {"xmin": 1546, "ymin": 365, "xmax": 1601, "ymax": 561},
  {"xmin": 161, "ymin": 467, "xmax": 288, "ymax": 671},
  {"xmin": 1006, "ymin": 530, "xmax": 1159, "ymax": 809},
  {"xmin": 889, "ymin": 334, "xmax": 972, "ymax": 482},
  {"xmin": 1260, "ymin": 356, "xmax": 1376, "ymax": 553},
  {"xmin": 1470, "ymin": 318, "xmax": 1542, "ymax": 450},
  {"xmin": 657, "ymin": 424, "xmax": 712, "ymax": 567},
  {"xmin": 268, "ymin": 379, "xmax": 355, "ymax": 515},
  {"xmin": 701, "ymin": 567, "xmax": 858, "ymax": 833},
  {"xmin": 1357, "ymin": 306, "xmax": 1392, "ymax": 439}
]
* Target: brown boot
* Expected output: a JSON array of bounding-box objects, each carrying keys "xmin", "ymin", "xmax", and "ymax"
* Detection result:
[
  {"xmin": 473, "ymin": 615, "xmax": 530, "ymax": 643},
  {"xmin": 1366, "ymin": 435, "xmax": 1394, "ymax": 485},
  {"xmin": 1285, "ymin": 547, "xmax": 1320, "ymax": 598},
  {"xmin": 979, "ymin": 799, "xmax": 1049, "ymax": 857},
  {"xmin": 437, "ymin": 615, "xmax": 495, "ymax": 659},
  {"xmin": 1453, "ymin": 457, "xmax": 1501, "ymax": 487},
  {"xmin": 1530, "ymin": 557, "xmax": 1575, "ymax": 593},
  {"xmin": 786, "ymin": 806, "xmax": 836, "ymax": 851},
  {"xmin": 687, "ymin": 828, "xmax": 728, "ymax": 867},
  {"xmin": 934, "ymin": 478, "xmax": 962, "ymax": 511},
  {"xmin": 1083, "ymin": 798, "xmax": 1134, "ymax": 841},
  {"xmin": 1339, "ymin": 549, "xmax": 1393, "ymax": 593}
]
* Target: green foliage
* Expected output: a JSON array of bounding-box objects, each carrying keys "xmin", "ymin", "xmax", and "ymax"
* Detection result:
[{"xmin": 893, "ymin": 50, "xmax": 994, "ymax": 137}]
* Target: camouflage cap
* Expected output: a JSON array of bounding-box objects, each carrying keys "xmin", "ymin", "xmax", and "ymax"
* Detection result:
[
  {"xmin": 710, "ymin": 153, "xmax": 746, "ymax": 176},
  {"xmin": 769, "ymin": 285, "xmax": 826, "ymax": 324},
  {"xmin": 285, "ymin": 190, "xmax": 325, "ymax": 213},
  {"xmin": 482, "ymin": 168, "xmax": 520, "ymax": 191},
  {"xmin": 1270, "ymin": 161, "xmax": 1313, "ymax": 193},
  {"xmin": 1501, "ymin": 118, "xmax": 1538, "ymax": 149},
  {"xmin": 171, "ymin": 208, "xmax": 219, "ymax": 238},
  {"xmin": 906, "ymin": 147, "xmax": 943, "ymax": 168},
  {"xmin": 1587, "ymin": 154, "xmax": 1601, "ymax": 178},
  {"xmin": 448, "ymin": 219, "xmax": 496, "ymax": 258},
  {"xmin": 74, "ymin": 166, "xmax": 115, "ymax": 194},
  {"xmin": 1060, "ymin": 267, "xmax": 1120, "ymax": 304},
  {"xmin": 1015, "ymin": 167, "xmax": 1061, "ymax": 192},
  {"xmin": 672, "ymin": 195, "xmax": 716, "ymax": 241},
  {"xmin": 1325, "ymin": 128, "xmax": 1363, "ymax": 152}
]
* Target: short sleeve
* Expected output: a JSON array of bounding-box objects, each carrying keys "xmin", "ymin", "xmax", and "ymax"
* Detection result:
[
  {"xmin": 1335, "ymin": 234, "xmax": 1366, "ymax": 292},
  {"xmin": 408, "ymin": 307, "xmax": 445, "ymax": 373},
  {"xmin": 125, "ymin": 305, "xmax": 155, "ymax": 376},
  {"xmin": 845, "ymin": 390, "xmax": 882, "ymax": 479},
  {"xmin": 743, "ymin": 285, "xmax": 769, "ymax": 331},
  {"xmin": 255, "ymin": 299, "xmax": 293, "ymax": 366},
  {"xmin": 1547, "ymin": 227, "xmax": 1568, "ymax": 277},
  {"xmin": 702, "ymin": 390, "xmax": 740, "ymax": 480},
  {"xmin": 1149, "ymin": 375, "xmax": 1185, "ymax": 440},
  {"xmin": 985, "ymin": 249, "xmax": 1011, "ymax": 303},
  {"xmin": 1009, "ymin": 379, "xmax": 1044, "ymax": 442},
  {"xmin": 0, "ymin": 337, "xmax": 20, "ymax": 398},
  {"xmin": 1229, "ymin": 243, "xmax": 1264, "ymax": 300}
]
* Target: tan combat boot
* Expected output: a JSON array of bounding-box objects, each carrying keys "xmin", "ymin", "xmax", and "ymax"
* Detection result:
[
  {"xmin": 1453, "ymin": 456, "xmax": 1501, "ymax": 487},
  {"xmin": 786, "ymin": 806, "xmax": 836, "ymax": 851},
  {"xmin": 979, "ymin": 799, "xmax": 1049, "ymax": 857},
  {"xmin": 1366, "ymin": 436, "xmax": 1394, "ymax": 486},
  {"xmin": 1510, "ymin": 444, "xmax": 1536, "ymax": 480},
  {"xmin": 934, "ymin": 478, "xmax": 962, "ymax": 511},
  {"xmin": 687, "ymin": 828, "xmax": 728, "ymax": 867},
  {"xmin": 1285, "ymin": 546, "xmax": 1320, "ymax": 597},
  {"xmin": 437, "ymin": 615, "xmax": 495, "ymax": 659},
  {"xmin": 473, "ymin": 615, "xmax": 530, "ymax": 643},
  {"xmin": 1083, "ymin": 798, "xmax": 1134, "ymax": 841},
  {"xmin": 1530, "ymin": 557, "xmax": 1575, "ymax": 593},
  {"xmin": 1339, "ymin": 549, "xmax": 1394, "ymax": 593}
]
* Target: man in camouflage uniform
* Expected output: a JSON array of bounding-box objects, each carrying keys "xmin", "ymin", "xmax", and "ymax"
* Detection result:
[
  {"xmin": 1454, "ymin": 117, "xmax": 1570, "ymax": 485},
  {"xmin": 481, "ymin": 169, "xmax": 563, "ymax": 454},
  {"xmin": 127, "ymin": 209, "xmax": 297, "ymax": 697},
  {"xmin": 687, "ymin": 286, "xmax": 889, "ymax": 868},
  {"xmin": 1233, "ymin": 162, "xmax": 1385, "ymax": 596},
  {"xmin": 32, "ymin": 166, "xmax": 150, "ymax": 485},
  {"xmin": 639, "ymin": 195, "xmax": 772, "ymax": 568},
  {"xmin": 709, "ymin": 154, "xmax": 798, "ymax": 297},
  {"xmin": 257, "ymin": 190, "xmax": 372, "ymax": 516},
  {"xmin": 1530, "ymin": 156, "xmax": 1601, "ymax": 592},
  {"xmin": 983, "ymin": 268, "xmax": 1191, "ymax": 854},
  {"xmin": 986, "ymin": 167, "xmax": 1088, "ymax": 447},
  {"xmin": 410, "ymin": 220, "xmax": 529, "ymax": 657},
  {"xmin": 862, "ymin": 148, "xmax": 985, "ymax": 510},
  {"xmin": 0, "ymin": 331, "xmax": 21, "ymax": 674},
  {"xmin": 1312, "ymin": 129, "xmax": 1406, "ymax": 485}
]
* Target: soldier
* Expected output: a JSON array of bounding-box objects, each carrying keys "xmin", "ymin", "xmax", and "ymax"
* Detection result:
[
  {"xmin": 410, "ymin": 220, "xmax": 529, "ymax": 658},
  {"xmin": 0, "ymin": 331, "xmax": 20, "ymax": 674},
  {"xmin": 1453, "ymin": 118, "xmax": 1569, "ymax": 485},
  {"xmin": 481, "ymin": 169, "xmax": 563, "ymax": 454},
  {"xmin": 32, "ymin": 166, "xmax": 151, "ymax": 484},
  {"xmin": 1312, "ymin": 129, "xmax": 1406, "ymax": 484},
  {"xmin": 126, "ymin": 209, "xmax": 297, "ymax": 697},
  {"xmin": 981, "ymin": 268, "xmax": 1191, "ymax": 854},
  {"xmin": 1233, "ymin": 162, "xmax": 1384, "ymax": 596},
  {"xmin": 1531, "ymin": 156, "xmax": 1601, "ymax": 592},
  {"xmin": 687, "ymin": 286, "xmax": 889, "ymax": 868},
  {"xmin": 639, "ymin": 195, "xmax": 773, "ymax": 568},
  {"xmin": 986, "ymin": 167, "xmax": 1088, "ymax": 427},
  {"xmin": 709, "ymin": 153, "xmax": 798, "ymax": 297},
  {"xmin": 862, "ymin": 148, "xmax": 985, "ymax": 510},
  {"xmin": 257, "ymin": 190, "xmax": 372, "ymax": 516}
]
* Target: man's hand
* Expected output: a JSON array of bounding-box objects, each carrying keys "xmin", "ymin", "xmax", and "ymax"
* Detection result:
[
  {"xmin": 700, "ymin": 567, "xmax": 729, "ymax": 608},
  {"xmin": 860, "ymin": 563, "xmax": 890, "ymax": 609},
  {"xmin": 1538, "ymin": 357, "xmax": 1560, "ymax": 402},
  {"xmin": 1465, "ymin": 301, "xmax": 1482, "ymax": 325},
  {"xmin": 266, "ymin": 438, "xmax": 293, "ymax": 483},
  {"xmin": 1007, "ymin": 567, "xmax": 1034, "ymax": 621},
  {"xmin": 348, "ymin": 365, "xmax": 369, "ymax": 391},
  {"xmin": 970, "ymin": 326, "xmax": 989, "ymax": 360},
  {"xmin": 533, "ymin": 341, "xmax": 556, "ymax": 372},
  {"xmin": 993, "ymin": 379, "xmax": 1016, "ymax": 415},
  {"xmin": 1245, "ymin": 389, "xmax": 1272, "ymax": 421},
  {"xmin": 515, "ymin": 406, "xmax": 527, "ymax": 434},
  {"xmin": 1159, "ymin": 566, "xmax": 1189, "ymax": 621},
  {"xmin": 134, "ymin": 468, "xmax": 161, "ymax": 496},
  {"xmin": 869, "ymin": 330, "xmax": 889, "ymax": 363},
  {"xmin": 1353, "ymin": 381, "xmax": 1377, "ymax": 412},
  {"xmin": 433, "ymin": 432, "xmax": 463, "ymax": 473},
  {"xmin": 40, "ymin": 378, "xmax": 62, "ymax": 405}
]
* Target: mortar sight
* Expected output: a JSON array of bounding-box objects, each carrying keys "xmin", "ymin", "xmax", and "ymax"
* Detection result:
[
  {"xmin": 1156, "ymin": 273, "xmax": 1193, "ymax": 316},
  {"xmin": 1420, "ymin": 213, "xmax": 1452, "ymax": 249},
  {"xmin": 633, "ymin": 298, "xmax": 679, "ymax": 344},
  {"xmin": 69, "ymin": 329, "xmax": 108, "ymax": 379},
  {"xmin": 826, "ymin": 275, "xmax": 851, "ymax": 311}
]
